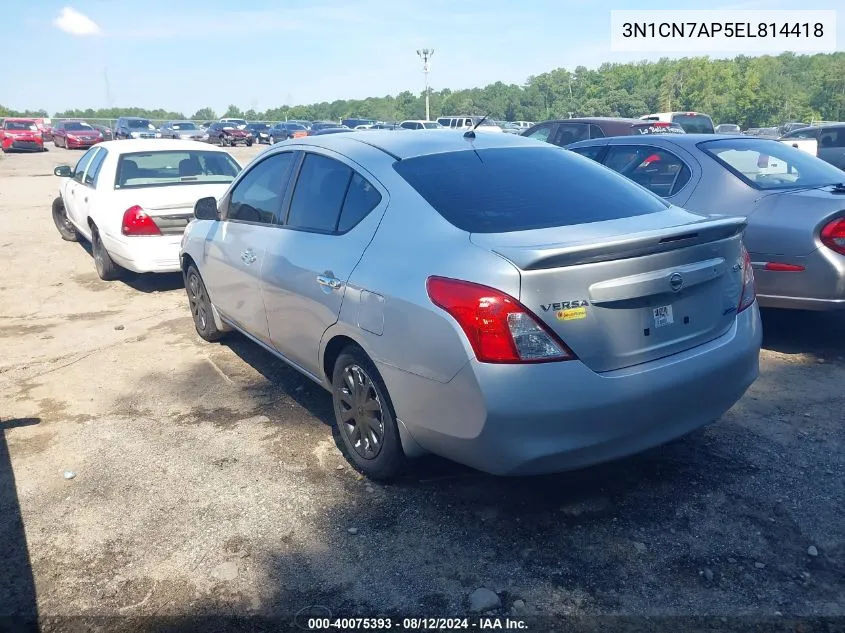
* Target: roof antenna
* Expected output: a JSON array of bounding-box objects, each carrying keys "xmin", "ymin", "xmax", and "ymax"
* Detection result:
[{"xmin": 463, "ymin": 114, "xmax": 489, "ymax": 139}]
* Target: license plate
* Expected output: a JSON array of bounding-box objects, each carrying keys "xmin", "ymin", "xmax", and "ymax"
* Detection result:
[{"xmin": 653, "ymin": 305, "xmax": 674, "ymax": 328}]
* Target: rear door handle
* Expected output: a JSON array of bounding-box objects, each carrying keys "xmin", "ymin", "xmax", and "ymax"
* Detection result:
[
  {"xmin": 241, "ymin": 249, "xmax": 257, "ymax": 265},
  {"xmin": 316, "ymin": 275, "xmax": 342, "ymax": 290}
]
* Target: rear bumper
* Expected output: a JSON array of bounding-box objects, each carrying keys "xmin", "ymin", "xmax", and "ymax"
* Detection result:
[
  {"xmin": 101, "ymin": 233, "xmax": 183, "ymax": 274},
  {"xmin": 379, "ymin": 303, "xmax": 762, "ymax": 475}
]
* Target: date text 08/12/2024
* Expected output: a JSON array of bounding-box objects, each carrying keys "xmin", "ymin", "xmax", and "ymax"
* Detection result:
[{"xmin": 306, "ymin": 617, "xmax": 528, "ymax": 630}]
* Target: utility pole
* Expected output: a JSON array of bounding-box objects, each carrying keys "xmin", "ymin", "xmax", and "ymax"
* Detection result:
[{"xmin": 417, "ymin": 48, "xmax": 434, "ymax": 121}]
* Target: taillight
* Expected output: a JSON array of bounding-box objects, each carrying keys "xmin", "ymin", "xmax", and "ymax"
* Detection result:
[
  {"xmin": 426, "ymin": 276, "xmax": 575, "ymax": 363},
  {"xmin": 738, "ymin": 246, "xmax": 756, "ymax": 313},
  {"xmin": 820, "ymin": 217, "xmax": 845, "ymax": 256},
  {"xmin": 121, "ymin": 205, "xmax": 161, "ymax": 236}
]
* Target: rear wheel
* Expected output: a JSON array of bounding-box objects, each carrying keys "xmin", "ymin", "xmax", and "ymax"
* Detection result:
[
  {"xmin": 269, "ymin": 135, "xmax": 275, "ymax": 145},
  {"xmin": 331, "ymin": 346, "xmax": 405, "ymax": 481},
  {"xmin": 51, "ymin": 197, "xmax": 78, "ymax": 241},
  {"xmin": 185, "ymin": 265, "xmax": 223, "ymax": 342},
  {"xmin": 91, "ymin": 226, "xmax": 121, "ymax": 281}
]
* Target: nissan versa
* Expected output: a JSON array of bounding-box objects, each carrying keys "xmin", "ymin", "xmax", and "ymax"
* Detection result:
[{"xmin": 179, "ymin": 131, "xmax": 762, "ymax": 480}]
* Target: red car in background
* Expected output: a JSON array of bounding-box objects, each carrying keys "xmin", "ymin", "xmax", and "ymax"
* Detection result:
[
  {"xmin": 52, "ymin": 121, "xmax": 103, "ymax": 149},
  {"xmin": 31, "ymin": 117, "xmax": 54, "ymax": 141},
  {"xmin": 1, "ymin": 118, "xmax": 46, "ymax": 153}
]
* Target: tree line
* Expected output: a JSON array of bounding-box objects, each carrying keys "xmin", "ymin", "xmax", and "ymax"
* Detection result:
[{"xmin": 3, "ymin": 53, "xmax": 844, "ymax": 127}]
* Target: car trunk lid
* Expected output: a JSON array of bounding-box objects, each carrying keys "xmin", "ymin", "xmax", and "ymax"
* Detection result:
[
  {"xmin": 470, "ymin": 211, "xmax": 747, "ymax": 372},
  {"xmin": 111, "ymin": 185, "xmax": 226, "ymax": 235}
]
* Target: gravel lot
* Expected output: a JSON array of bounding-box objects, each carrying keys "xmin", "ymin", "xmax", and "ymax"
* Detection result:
[{"xmin": 0, "ymin": 145, "xmax": 843, "ymax": 630}]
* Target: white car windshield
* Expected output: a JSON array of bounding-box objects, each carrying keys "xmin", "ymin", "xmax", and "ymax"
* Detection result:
[{"xmin": 115, "ymin": 150, "xmax": 241, "ymax": 189}]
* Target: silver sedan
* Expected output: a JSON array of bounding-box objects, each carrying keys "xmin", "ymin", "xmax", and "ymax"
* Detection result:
[
  {"xmin": 568, "ymin": 134, "xmax": 845, "ymax": 311},
  {"xmin": 180, "ymin": 131, "xmax": 761, "ymax": 480},
  {"xmin": 159, "ymin": 120, "xmax": 206, "ymax": 141}
]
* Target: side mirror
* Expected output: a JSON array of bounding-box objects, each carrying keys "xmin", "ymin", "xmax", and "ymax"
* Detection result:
[
  {"xmin": 54, "ymin": 165, "xmax": 72, "ymax": 177},
  {"xmin": 194, "ymin": 197, "xmax": 219, "ymax": 221}
]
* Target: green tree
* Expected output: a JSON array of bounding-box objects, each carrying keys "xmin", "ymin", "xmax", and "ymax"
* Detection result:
[{"xmin": 192, "ymin": 107, "xmax": 216, "ymax": 120}]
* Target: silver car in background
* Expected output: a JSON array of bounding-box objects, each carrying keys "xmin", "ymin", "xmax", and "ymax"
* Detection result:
[
  {"xmin": 160, "ymin": 121, "xmax": 206, "ymax": 141},
  {"xmin": 568, "ymin": 134, "xmax": 845, "ymax": 311},
  {"xmin": 180, "ymin": 131, "xmax": 761, "ymax": 480}
]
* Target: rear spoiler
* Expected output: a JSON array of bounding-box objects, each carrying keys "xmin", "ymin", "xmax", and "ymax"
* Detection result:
[{"xmin": 488, "ymin": 216, "xmax": 747, "ymax": 270}]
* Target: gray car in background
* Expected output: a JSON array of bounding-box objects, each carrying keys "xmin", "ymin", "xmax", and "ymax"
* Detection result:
[
  {"xmin": 114, "ymin": 117, "xmax": 158, "ymax": 139},
  {"xmin": 160, "ymin": 120, "xmax": 205, "ymax": 140},
  {"xmin": 180, "ymin": 131, "xmax": 761, "ymax": 480},
  {"xmin": 569, "ymin": 134, "xmax": 845, "ymax": 310}
]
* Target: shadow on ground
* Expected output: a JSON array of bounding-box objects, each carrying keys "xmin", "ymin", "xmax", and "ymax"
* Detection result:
[
  {"xmin": 760, "ymin": 308, "xmax": 845, "ymax": 358},
  {"xmin": 0, "ymin": 417, "xmax": 40, "ymax": 633}
]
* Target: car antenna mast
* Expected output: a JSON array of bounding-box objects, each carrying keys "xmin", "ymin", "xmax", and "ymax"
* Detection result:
[{"xmin": 463, "ymin": 114, "xmax": 490, "ymax": 139}]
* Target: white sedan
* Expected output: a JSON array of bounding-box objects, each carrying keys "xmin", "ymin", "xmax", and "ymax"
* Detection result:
[{"xmin": 50, "ymin": 140, "xmax": 242, "ymax": 280}]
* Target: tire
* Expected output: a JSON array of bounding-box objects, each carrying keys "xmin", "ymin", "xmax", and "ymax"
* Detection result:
[
  {"xmin": 246, "ymin": 140, "xmax": 253, "ymax": 147},
  {"xmin": 184, "ymin": 265, "xmax": 224, "ymax": 342},
  {"xmin": 269, "ymin": 136, "xmax": 275, "ymax": 145},
  {"xmin": 91, "ymin": 226, "xmax": 121, "ymax": 281},
  {"xmin": 51, "ymin": 197, "xmax": 78, "ymax": 242},
  {"xmin": 331, "ymin": 345, "xmax": 405, "ymax": 481}
]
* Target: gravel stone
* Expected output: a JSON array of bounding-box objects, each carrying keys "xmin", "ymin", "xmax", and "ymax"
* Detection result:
[{"xmin": 468, "ymin": 588, "xmax": 501, "ymax": 612}]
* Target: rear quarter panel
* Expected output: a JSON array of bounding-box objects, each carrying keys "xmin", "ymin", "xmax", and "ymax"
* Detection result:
[{"xmin": 327, "ymin": 170, "xmax": 521, "ymax": 385}]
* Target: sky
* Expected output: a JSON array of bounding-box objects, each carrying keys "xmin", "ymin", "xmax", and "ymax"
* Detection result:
[{"xmin": 1, "ymin": 0, "xmax": 842, "ymax": 115}]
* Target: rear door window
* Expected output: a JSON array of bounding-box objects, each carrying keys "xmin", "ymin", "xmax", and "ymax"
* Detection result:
[
  {"xmin": 552, "ymin": 123, "xmax": 589, "ymax": 147},
  {"xmin": 589, "ymin": 124, "xmax": 606, "ymax": 139},
  {"xmin": 286, "ymin": 153, "xmax": 354, "ymax": 233},
  {"xmin": 603, "ymin": 146, "xmax": 692, "ymax": 198},
  {"xmin": 393, "ymin": 146, "xmax": 668, "ymax": 233}
]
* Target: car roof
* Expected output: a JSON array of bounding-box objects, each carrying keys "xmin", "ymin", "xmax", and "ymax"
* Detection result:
[
  {"xmin": 543, "ymin": 117, "xmax": 655, "ymax": 125},
  {"xmin": 790, "ymin": 123, "xmax": 845, "ymax": 132},
  {"xmin": 568, "ymin": 133, "xmax": 746, "ymax": 151},
  {"xmin": 96, "ymin": 139, "xmax": 229, "ymax": 154},
  {"xmin": 290, "ymin": 129, "xmax": 546, "ymax": 159}
]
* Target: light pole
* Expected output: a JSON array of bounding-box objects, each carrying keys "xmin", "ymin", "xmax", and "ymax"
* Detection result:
[{"xmin": 417, "ymin": 48, "xmax": 434, "ymax": 121}]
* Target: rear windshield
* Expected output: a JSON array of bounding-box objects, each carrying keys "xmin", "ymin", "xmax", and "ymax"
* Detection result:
[
  {"xmin": 700, "ymin": 138, "xmax": 845, "ymax": 190},
  {"xmin": 115, "ymin": 150, "xmax": 241, "ymax": 189},
  {"xmin": 393, "ymin": 146, "xmax": 669, "ymax": 233},
  {"xmin": 671, "ymin": 114, "xmax": 715, "ymax": 134},
  {"xmin": 171, "ymin": 122, "xmax": 197, "ymax": 130},
  {"xmin": 126, "ymin": 119, "xmax": 153, "ymax": 128}
]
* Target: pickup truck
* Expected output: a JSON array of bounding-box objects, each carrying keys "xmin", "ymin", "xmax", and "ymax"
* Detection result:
[{"xmin": 780, "ymin": 123, "xmax": 845, "ymax": 170}]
